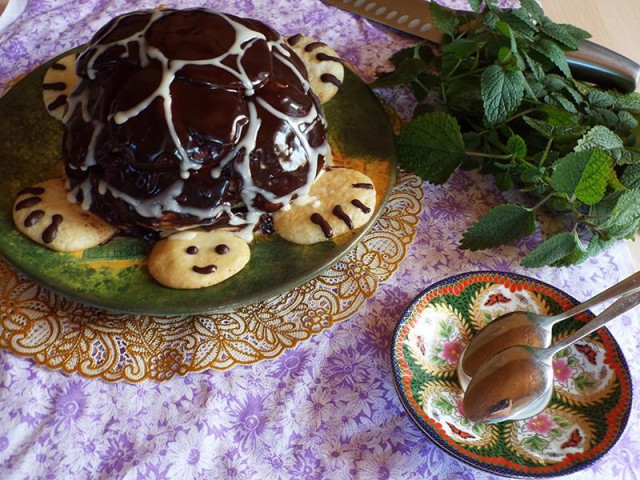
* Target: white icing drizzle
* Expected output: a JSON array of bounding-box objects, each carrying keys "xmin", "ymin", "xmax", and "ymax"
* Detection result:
[{"xmin": 66, "ymin": 8, "xmax": 329, "ymax": 238}]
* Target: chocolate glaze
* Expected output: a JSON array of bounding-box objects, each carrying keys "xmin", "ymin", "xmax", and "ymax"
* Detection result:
[
  {"xmin": 304, "ymin": 41, "xmax": 325, "ymax": 52},
  {"xmin": 315, "ymin": 52, "xmax": 345, "ymax": 65},
  {"xmin": 17, "ymin": 187, "xmax": 45, "ymax": 196},
  {"xmin": 42, "ymin": 214, "xmax": 63, "ymax": 244},
  {"xmin": 351, "ymin": 199, "xmax": 370, "ymax": 214},
  {"xmin": 48, "ymin": 94, "xmax": 68, "ymax": 111},
  {"xmin": 193, "ymin": 264, "xmax": 217, "ymax": 274},
  {"xmin": 24, "ymin": 210, "xmax": 45, "ymax": 227},
  {"xmin": 320, "ymin": 73, "xmax": 343, "ymax": 90},
  {"xmin": 186, "ymin": 246, "xmax": 199, "ymax": 255},
  {"xmin": 215, "ymin": 244, "xmax": 230, "ymax": 254},
  {"xmin": 352, "ymin": 183, "xmax": 373, "ymax": 190},
  {"xmin": 287, "ymin": 34, "xmax": 302, "ymax": 45},
  {"xmin": 51, "ymin": 62, "xmax": 67, "ymax": 70},
  {"xmin": 311, "ymin": 212, "xmax": 333, "ymax": 238},
  {"xmin": 64, "ymin": 9, "xmax": 329, "ymax": 238},
  {"xmin": 332, "ymin": 205, "xmax": 353, "ymax": 230},
  {"xmin": 15, "ymin": 197, "xmax": 42, "ymax": 211},
  {"xmin": 42, "ymin": 82, "xmax": 67, "ymax": 91}
]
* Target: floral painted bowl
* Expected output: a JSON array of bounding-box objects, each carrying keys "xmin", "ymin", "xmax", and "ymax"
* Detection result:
[{"xmin": 391, "ymin": 271, "xmax": 632, "ymax": 478}]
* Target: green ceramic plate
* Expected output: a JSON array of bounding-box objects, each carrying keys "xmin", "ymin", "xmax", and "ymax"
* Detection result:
[{"xmin": 0, "ymin": 54, "xmax": 396, "ymax": 315}]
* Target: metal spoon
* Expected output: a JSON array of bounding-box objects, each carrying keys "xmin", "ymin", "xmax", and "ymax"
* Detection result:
[
  {"xmin": 457, "ymin": 271, "xmax": 640, "ymax": 390},
  {"xmin": 462, "ymin": 288, "xmax": 640, "ymax": 424}
]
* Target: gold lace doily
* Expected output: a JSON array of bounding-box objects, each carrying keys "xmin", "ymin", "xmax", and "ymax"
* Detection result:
[{"xmin": 0, "ymin": 171, "xmax": 423, "ymax": 382}]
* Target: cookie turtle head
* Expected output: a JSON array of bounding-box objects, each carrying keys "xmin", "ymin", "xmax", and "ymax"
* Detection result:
[{"xmin": 147, "ymin": 230, "xmax": 251, "ymax": 289}]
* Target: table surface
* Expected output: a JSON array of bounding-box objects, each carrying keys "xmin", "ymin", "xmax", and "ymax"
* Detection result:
[{"xmin": 0, "ymin": 1, "xmax": 639, "ymax": 479}]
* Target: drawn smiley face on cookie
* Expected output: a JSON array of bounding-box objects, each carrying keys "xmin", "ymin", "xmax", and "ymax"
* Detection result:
[{"xmin": 147, "ymin": 230, "xmax": 251, "ymax": 289}]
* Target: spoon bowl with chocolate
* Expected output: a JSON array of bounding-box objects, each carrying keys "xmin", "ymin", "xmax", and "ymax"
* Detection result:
[{"xmin": 457, "ymin": 269, "xmax": 640, "ymax": 390}]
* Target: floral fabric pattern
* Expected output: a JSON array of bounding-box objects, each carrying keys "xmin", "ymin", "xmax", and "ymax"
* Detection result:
[{"xmin": 1, "ymin": 1, "xmax": 639, "ymax": 479}]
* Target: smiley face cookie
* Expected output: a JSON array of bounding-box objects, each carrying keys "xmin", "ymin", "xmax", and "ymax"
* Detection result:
[
  {"xmin": 286, "ymin": 34, "xmax": 345, "ymax": 104},
  {"xmin": 274, "ymin": 168, "xmax": 377, "ymax": 244},
  {"xmin": 42, "ymin": 53, "xmax": 78, "ymax": 121},
  {"xmin": 13, "ymin": 178, "xmax": 117, "ymax": 252},
  {"xmin": 148, "ymin": 230, "xmax": 251, "ymax": 289}
]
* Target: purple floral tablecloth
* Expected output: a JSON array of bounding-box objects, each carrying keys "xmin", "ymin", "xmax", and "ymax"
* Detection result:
[{"xmin": 0, "ymin": 1, "xmax": 638, "ymax": 479}]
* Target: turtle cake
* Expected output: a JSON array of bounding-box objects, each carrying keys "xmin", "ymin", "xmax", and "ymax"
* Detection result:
[{"xmin": 15, "ymin": 8, "xmax": 377, "ymax": 289}]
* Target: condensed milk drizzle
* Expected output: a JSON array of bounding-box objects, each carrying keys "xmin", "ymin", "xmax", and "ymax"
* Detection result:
[{"xmin": 64, "ymin": 8, "xmax": 329, "ymax": 239}]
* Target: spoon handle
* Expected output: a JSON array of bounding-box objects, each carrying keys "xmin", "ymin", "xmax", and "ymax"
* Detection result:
[
  {"xmin": 545, "ymin": 271, "xmax": 640, "ymax": 326},
  {"xmin": 550, "ymin": 288, "xmax": 640, "ymax": 354}
]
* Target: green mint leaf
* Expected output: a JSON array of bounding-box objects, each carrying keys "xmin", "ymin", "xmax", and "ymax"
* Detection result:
[
  {"xmin": 481, "ymin": 65, "xmax": 526, "ymax": 125},
  {"xmin": 523, "ymin": 51, "xmax": 546, "ymax": 80},
  {"xmin": 445, "ymin": 78, "xmax": 482, "ymax": 114},
  {"xmin": 617, "ymin": 110, "xmax": 638, "ymax": 130},
  {"xmin": 397, "ymin": 113, "xmax": 467, "ymax": 184},
  {"xmin": 611, "ymin": 91, "xmax": 640, "ymax": 114},
  {"xmin": 518, "ymin": 0, "xmax": 545, "ymax": 21},
  {"xmin": 539, "ymin": 18, "xmax": 581, "ymax": 50},
  {"xmin": 372, "ymin": 58, "xmax": 427, "ymax": 88},
  {"xmin": 507, "ymin": 135, "xmax": 527, "ymax": 159},
  {"xmin": 619, "ymin": 148, "xmax": 640, "ymax": 165},
  {"xmin": 468, "ymin": 0, "xmax": 482, "ymax": 13},
  {"xmin": 430, "ymin": 2, "xmax": 459, "ymax": 36},
  {"xmin": 521, "ymin": 232, "xmax": 579, "ymax": 268},
  {"xmin": 442, "ymin": 38, "xmax": 481, "ymax": 58},
  {"xmin": 622, "ymin": 164, "xmax": 640, "ymax": 188},
  {"xmin": 574, "ymin": 126, "xmax": 624, "ymax": 157},
  {"xmin": 523, "ymin": 116, "xmax": 584, "ymax": 140},
  {"xmin": 562, "ymin": 24, "xmax": 592, "ymax": 43},
  {"xmin": 501, "ymin": 10, "xmax": 536, "ymax": 40},
  {"xmin": 607, "ymin": 169, "xmax": 626, "ymax": 191},
  {"xmin": 549, "ymin": 93, "xmax": 578, "ymax": 114},
  {"xmin": 460, "ymin": 204, "xmax": 535, "ymax": 250},
  {"xmin": 533, "ymin": 39, "xmax": 571, "ymax": 77},
  {"xmin": 495, "ymin": 172, "xmax": 514, "ymax": 191},
  {"xmin": 551, "ymin": 149, "xmax": 613, "ymax": 205},
  {"xmin": 588, "ymin": 90, "xmax": 615, "ymax": 108},
  {"xmin": 596, "ymin": 188, "xmax": 640, "ymax": 238}
]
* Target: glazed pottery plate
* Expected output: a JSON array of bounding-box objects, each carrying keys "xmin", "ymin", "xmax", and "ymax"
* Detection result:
[
  {"xmin": 391, "ymin": 271, "xmax": 632, "ymax": 478},
  {"xmin": 0, "ymin": 52, "xmax": 396, "ymax": 315}
]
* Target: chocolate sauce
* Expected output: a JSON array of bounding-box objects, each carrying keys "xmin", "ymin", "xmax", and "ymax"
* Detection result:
[
  {"xmin": 315, "ymin": 52, "xmax": 345, "ymax": 64},
  {"xmin": 186, "ymin": 246, "xmax": 199, "ymax": 255},
  {"xmin": 15, "ymin": 197, "xmax": 42, "ymax": 210},
  {"xmin": 215, "ymin": 244, "xmax": 230, "ymax": 254},
  {"xmin": 16, "ymin": 187, "xmax": 45, "ymax": 196},
  {"xmin": 42, "ymin": 214, "xmax": 63, "ymax": 244},
  {"xmin": 42, "ymin": 82, "xmax": 67, "ymax": 91},
  {"xmin": 351, "ymin": 199, "xmax": 371, "ymax": 214},
  {"xmin": 24, "ymin": 210, "xmax": 45, "ymax": 227},
  {"xmin": 48, "ymin": 94, "xmax": 67, "ymax": 111},
  {"xmin": 304, "ymin": 41, "xmax": 325, "ymax": 52},
  {"xmin": 63, "ymin": 9, "xmax": 329, "ymax": 238},
  {"xmin": 311, "ymin": 212, "xmax": 333, "ymax": 238},
  {"xmin": 352, "ymin": 183, "xmax": 373, "ymax": 190},
  {"xmin": 320, "ymin": 73, "xmax": 342, "ymax": 90},
  {"xmin": 193, "ymin": 264, "xmax": 217, "ymax": 274},
  {"xmin": 287, "ymin": 33, "xmax": 302, "ymax": 45},
  {"xmin": 332, "ymin": 205, "xmax": 353, "ymax": 230}
]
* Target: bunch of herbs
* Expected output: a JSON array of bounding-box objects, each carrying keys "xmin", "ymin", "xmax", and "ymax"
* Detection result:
[{"xmin": 373, "ymin": 0, "xmax": 640, "ymax": 267}]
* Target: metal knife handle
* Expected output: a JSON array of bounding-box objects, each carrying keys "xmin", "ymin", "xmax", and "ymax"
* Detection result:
[
  {"xmin": 567, "ymin": 40, "xmax": 640, "ymax": 92},
  {"xmin": 323, "ymin": 0, "xmax": 640, "ymax": 91}
]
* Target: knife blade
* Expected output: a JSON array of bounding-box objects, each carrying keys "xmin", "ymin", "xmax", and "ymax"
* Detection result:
[{"xmin": 323, "ymin": 0, "xmax": 640, "ymax": 92}]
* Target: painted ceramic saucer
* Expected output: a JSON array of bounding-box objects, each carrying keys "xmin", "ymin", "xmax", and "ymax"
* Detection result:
[{"xmin": 391, "ymin": 271, "xmax": 632, "ymax": 478}]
